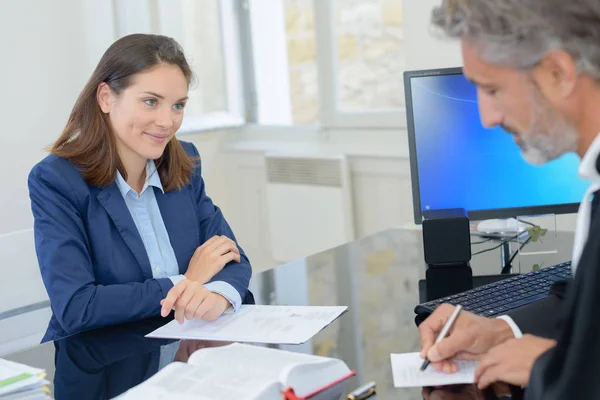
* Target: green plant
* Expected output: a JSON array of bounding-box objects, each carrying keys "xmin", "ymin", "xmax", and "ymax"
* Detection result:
[
  {"xmin": 532, "ymin": 263, "xmax": 542, "ymax": 271},
  {"xmin": 527, "ymin": 225, "xmax": 548, "ymax": 242}
]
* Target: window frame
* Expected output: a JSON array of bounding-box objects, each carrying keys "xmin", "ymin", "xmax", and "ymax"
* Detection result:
[
  {"xmin": 178, "ymin": 0, "xmax": 247, "ymax": 134},
  {"xmin": 313, "ymin": 0, "xmax": 407, "ymax": 129}
]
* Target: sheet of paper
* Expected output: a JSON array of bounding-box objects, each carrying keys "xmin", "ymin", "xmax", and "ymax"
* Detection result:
[
  {"xmin": 0, "ymin": 359, "xmax": 47, "ymax": 396},
  {"xmin": 390, "ymin": 352, "xmax": 478, "ymax": 388},
  {"xmin": 146, "ymin": 305, "xmax": 347, "ymax": 344}
]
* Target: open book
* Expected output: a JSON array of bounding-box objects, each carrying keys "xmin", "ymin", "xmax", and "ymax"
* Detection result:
[{"xmin": 119, "ymin": 343, "xmax": 355, "ymax": 400}]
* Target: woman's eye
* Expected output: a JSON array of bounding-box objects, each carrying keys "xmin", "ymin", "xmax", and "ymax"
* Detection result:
[
  {"xmin": 144, "ymin": 99, "xmax": 157, "ymax": 107},
  {"xmin": 173, "ymin": 103, "xmax": 186, "ymax": 111}
]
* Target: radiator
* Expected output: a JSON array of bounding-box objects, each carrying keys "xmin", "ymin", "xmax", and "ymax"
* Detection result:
[{"xmin": 264, "ymin": 153, "xmax": 355, "ymax": 263}]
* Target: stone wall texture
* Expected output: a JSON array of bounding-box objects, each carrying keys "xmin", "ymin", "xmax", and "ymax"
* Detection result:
[{"xmin": 284, "ymin": 0, "xmax": 405, "ymax": 123}]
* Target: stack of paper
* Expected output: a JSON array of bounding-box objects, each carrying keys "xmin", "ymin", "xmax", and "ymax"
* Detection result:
[{"xmin": 0, "ymin": 359, "xmax": 50, "ymax": 400}]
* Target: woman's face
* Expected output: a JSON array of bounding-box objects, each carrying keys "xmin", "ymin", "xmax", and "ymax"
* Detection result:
[{"xmin": 98, "ymin": 63, "xmax": 188, "ymax": 164}]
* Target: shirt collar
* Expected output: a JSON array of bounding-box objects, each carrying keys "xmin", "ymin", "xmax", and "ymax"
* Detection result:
[
  {"xmin": 115, "ymin": 160, "xmax": 164, "ymax": 197},
  {"xmin": 578, "ymin": 133, "xmax": 600, "ymax": 185}
]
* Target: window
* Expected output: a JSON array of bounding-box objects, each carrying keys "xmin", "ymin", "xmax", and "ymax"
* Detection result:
[
  {"xmin": 334, "ymin": 0, "xmax": 405, "ymax": 112},
  {"xmin": 114, "ymin": 0, "xmax": 245, "ymax": 132},
  {"xmin": 113, "ymin": 0, "xmax": 406, "ymax": 130},
  {"xmin": 283, "ymin": 0, "xmax": 319, "ymax": 124},
  {"xmin": 277, "ymin": 0, "xmax": 406, "ymax": 128},
  {"xmin": 314, "ymin": 0, "xmax": 406, "ymax": 128}
]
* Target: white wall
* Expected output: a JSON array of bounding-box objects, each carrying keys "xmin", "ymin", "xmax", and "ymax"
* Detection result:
[
  {"xmin": 214, "ymin": 126, "xmax": 414, "ymax": 272},
  {"xmin": 0, "ymin": 1, "xmax": 113, "ymax": 236},
  {"xmin": 403, "ymin": 0, "xmax": 462, "ymax": 70},
  {"xmin": 0, "ymin": 1, "xmax": 116, "ymax": 352}
]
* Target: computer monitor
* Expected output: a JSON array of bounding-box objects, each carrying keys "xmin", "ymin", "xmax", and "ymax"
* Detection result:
[{"xmin": 404, "ymin": 67, "xmax": 588, "ymax": 224}]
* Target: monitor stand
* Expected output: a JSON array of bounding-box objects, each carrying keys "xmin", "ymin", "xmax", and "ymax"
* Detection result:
[{"xmin": 473, "ymin": 218, "xmax": 529, "ymax": 273}]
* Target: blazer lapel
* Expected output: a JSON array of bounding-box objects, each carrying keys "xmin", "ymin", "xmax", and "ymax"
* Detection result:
[
  {"xmin": 154, "ymin": 186, "xmax": 199, "ymax": 274},
  {"xmin": 95, "ymin": 183, "xmax": 153, "ymax": 280}
]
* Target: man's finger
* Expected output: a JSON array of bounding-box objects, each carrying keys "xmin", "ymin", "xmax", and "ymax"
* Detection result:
[
  {"xmin": 419, "ymin": 304, "xmax": 456, "ymax": 357},
  {"xmin": 474, "ymin": 352, "xmax": 500, "ymax": 383},
  {"xmin": 161, "ymin": 280, "xmax": 188, "ymax": 317},
  {"xmin": 442, "ymin": 360, "xmax": 458, "ymax": 374},
  {"xmin": 427, "ymin": 328, "xmax": 473, "ymax": 362},
  {"xmin": 431, "ymin": 360, "xmax": 457, "ymax": 373},
  {"xmin": 454, "ymin": 351, "xmax": 481, "ymax": 361},
  {"xmin": 477, "ymin": 365, "xmax": 500, "ymax": 390}
]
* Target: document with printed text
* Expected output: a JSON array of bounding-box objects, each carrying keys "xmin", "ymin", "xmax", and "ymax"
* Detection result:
[
  {"xmin": 146, "ymin": 305, "xmax": 348, "ymax": 345},
  {"xmin": 390, "ymin": 352, "xmax": 478, "ymax": 387}
]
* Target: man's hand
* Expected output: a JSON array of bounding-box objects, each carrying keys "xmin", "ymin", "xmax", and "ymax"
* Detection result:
[
  {"xmin": 475, "ymin": 334, "xmax": 557, "ymax": 389},
  {"xmin": 419, "ymin": 304, "xmax": 515, "ymax": 373},
  {"xmin": 161, "ymin": 279, "xmax": 231, "ymax": 323},
  {"xmin": 184, "ymin": 235, "xmax": 241, "ymax": 283}
]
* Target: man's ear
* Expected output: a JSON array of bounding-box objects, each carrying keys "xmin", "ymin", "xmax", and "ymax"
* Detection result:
[
  {"xmin": 97, "ymin": 82, "xmax": 113, "ymax": 114},
  {"xmin": 532, "ymin": 50, "xmax": 578, "ymax": 102}
]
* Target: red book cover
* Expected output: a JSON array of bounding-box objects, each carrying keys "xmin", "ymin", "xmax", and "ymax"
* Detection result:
[{"xmin": 282, "ymin": 370, "xmax": 356, "ymax": 400}]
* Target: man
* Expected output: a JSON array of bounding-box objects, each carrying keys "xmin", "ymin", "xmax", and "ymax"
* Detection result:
[{"xmin": 419, "ymin": 0, "xmax": 600, "ymax": 397}]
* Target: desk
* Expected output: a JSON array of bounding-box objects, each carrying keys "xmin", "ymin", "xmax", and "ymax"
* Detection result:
[{"xmin": 4, "ymin": 227, "xmax": 563, "ymax": 399}]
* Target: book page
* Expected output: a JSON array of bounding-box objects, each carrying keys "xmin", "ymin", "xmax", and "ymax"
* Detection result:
[
  {"xmin": 121, "ymin": 344, "xmax": 344, "ymax": 400},
  {"xmin": 189, "ymin": 343, "xmax": 349, "ymax": 399},
  {"xmin": 146, "ymin": 305, "xmax": 347, "ymax": 345},
  {"xmin": 119, "ymin": 362, "xmax": 278, "ymax": 400},
  {"xmin": 390, "ymin": 352, "xmax": 477, "ymax": 387}
]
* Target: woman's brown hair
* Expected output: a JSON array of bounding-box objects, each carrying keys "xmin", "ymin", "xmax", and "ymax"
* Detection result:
[{"xmin": 51, "ymin": 34, "xmax": 196, "ymax": 191}]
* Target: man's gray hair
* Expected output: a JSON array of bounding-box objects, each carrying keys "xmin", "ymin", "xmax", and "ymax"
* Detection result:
[{"xmin": 432, "ymin": 0, "xmax": 600, "ymax": 81}]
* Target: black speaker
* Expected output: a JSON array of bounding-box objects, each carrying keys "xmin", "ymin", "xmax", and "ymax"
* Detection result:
[
  {"xmin": 422, "ymin": 208, "xmax": 471, "ymax": 266},
  {"xmin": 426, "ymin": 264, "xmax": 473, "ymax": 301},
  {"xmin": 422, "ymin": 208, "xmax": 473, "ymax": 301}
]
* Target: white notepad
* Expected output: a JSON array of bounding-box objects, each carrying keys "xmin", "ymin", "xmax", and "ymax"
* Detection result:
[
  {"xmin": 146, "ymin": 305, "xmax": 348, "ymax": 345},
  {"xmin": 390, "ymin": 352, "xmax": 478, "ymax": 387}
]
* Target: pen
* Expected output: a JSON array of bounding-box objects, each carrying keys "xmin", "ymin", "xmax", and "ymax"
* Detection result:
[
  {"xmin": 418, "ymin": 304, "xmax": 463, "ymax": 373},
  {"xmin": 347, "ymin": 381, "xmax": 376, "ymax": 400}
]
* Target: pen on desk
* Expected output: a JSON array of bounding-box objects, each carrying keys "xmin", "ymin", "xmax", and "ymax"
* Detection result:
[
  {"xmin": 347, "ymin": 381, "xmax": 376, "ymax": 400},
  {"xmin": 418, "ymin": 304, "xmax": 463, "ymax": 373}
]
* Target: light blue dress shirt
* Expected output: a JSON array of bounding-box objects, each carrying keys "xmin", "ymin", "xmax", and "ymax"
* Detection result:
[{"xmin": 115, "ymin": 160, "xmax": 241, "ymax": 311}]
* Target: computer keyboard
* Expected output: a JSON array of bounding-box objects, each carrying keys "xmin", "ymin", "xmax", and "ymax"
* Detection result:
[{"xmin": 414, "ymin": 261, "xmax": 572, "ymax": 318}]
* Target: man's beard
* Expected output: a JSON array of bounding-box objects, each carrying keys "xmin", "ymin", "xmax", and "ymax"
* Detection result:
[{"xmin": 503, "ymin": 83, "xmax": 578, "ymax": 165}]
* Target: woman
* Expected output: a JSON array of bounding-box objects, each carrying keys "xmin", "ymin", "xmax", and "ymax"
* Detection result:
[{"xmin": 28, "ymin": 34, "xmax": 252, "ymax": 342}]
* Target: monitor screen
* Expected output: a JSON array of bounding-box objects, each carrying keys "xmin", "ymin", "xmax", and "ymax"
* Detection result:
[{"xmin": 404, "ymin": 67, "xmax": 588, "ymax": 223}]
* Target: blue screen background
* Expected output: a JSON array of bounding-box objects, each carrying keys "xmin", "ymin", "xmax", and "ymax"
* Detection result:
[{"xmin": 410, "ymin": 73, "xmax": 588, "ymax": 214}]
